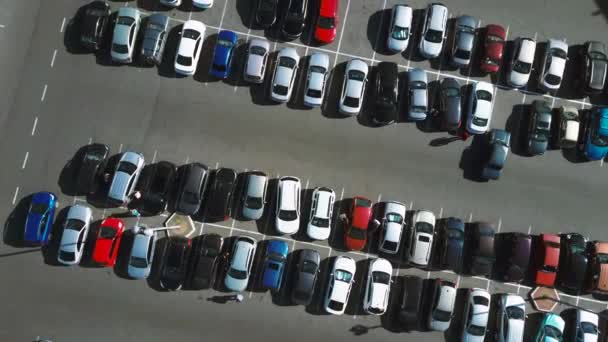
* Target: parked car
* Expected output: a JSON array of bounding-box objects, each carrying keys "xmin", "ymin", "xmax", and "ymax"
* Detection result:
[
  {"xmin": 76, "ymin": 143, "xmax": 109, "ymax": 195},
  {"xmin": 538, "ymin": 39, "xmax": 568, "ymax": 92},
  {"xmin": 344, "ymin": 196, "xmax": 372, "ymax": 251},
  {"xmin": 140, "ymin": 14, "xmax": 169, "ymax": 66},
  {"xmin": 108, "ymin": 151, "xmax": 145, "ymax": 205},
  {"xmin": 174, "ymin": 20, "xmax": 206, "ymax": 76},
  {"xmin": 175, "ymin": 163, "xmax": 209, "ymax": 216},
  {"xmin": 280, "ymin": 0, "xmax": 308, "ymax": 39},
  {"xmin": 580, "ymin": 41, "xmax": 607, "ymax": 94},
  {"xmin": 324, "ymin": 256, "xmax": 356, "ymax": 315},
  {"xmin": 270, "ymin": 47, "xmax": 300, "ymax": 103},
  {"xmin": 275, "ymin": 176, "xmax": 301, "ymax": 235},
  {"xmin": 419, "ymin": 3, "xmax": 448, "ymax": 59},
  {"xmin": 386, "ymin": 4, "xmax": 412, "ymax": 53},
  {"xmin": 450, "ymin": 15, "xmax": 476, "ymax": 68},
  {"xmin": 306, "ymin": 187, "xmax": 335, "ymax": 240},
  {"xmin": 159, "ymin": 237, "xmax": 191, "ymax": 291},
  {"xmin": 241, "ymin": 171, "xmax": 268, "ymax": 220},
  {"xmin": 205, "ymin": 168, "xmax": 237, "ymax": 222},
  {"xmin": 136, "ymin": 161, "xmax": 176, "ymax": 216},
  {"xmin": 92, "ymin": 217, "xmax": 124, "ymax": 267},
  {"xmin": 559, "ymin": 233, "xmax": 588, "ymax": 294},
  {"xmin": 339, "ymin": 59, "xmax": 369, "ymax": 115},
  {"xmin": 497, "ymin": 233, "xmax": 532, "ymax": 283},
  {"xmin": 244, "ymin": 38, "xmax": 270, "ymax": 84},
  {"xmin": 110, "ymin": 7, "xmax": 140, "ymax": 63},
  {"xmin": 573, "ymin": 310, "xmax": 599, "ymax": 342},
  {"xmin": 363, "ymin": 258, "xmax": 392, "ymax": 315},
  {"xmin": 438, "ymin": 217, "xmax": 465, "ymax": 272},
  {"xmin": 583, "ymin": 107, "xmax": 608, "ymax": 161},
  {"xmin": 496, "ymin": 294, "xmax": 525, "ymax": 342},
  {"xmin": 210, "ymin": 30, "xmax": 238, "ymax": 79},
  {"xmin": 255, "ymin": 0, "xmax": 279, "ymax": 29},
  {"xmin": 480, "ymin": 24, "xmax": 506, "ymax": 74},
  {"xmin": 535, "ymin": 313, "xmax": 564, "ymax": 342},
  {"xmin": 427, "ymin": 279, "xmax": 456, "ymax": 332},
  {"xmin": 466, "ymin": 81, "xmax": 494, "ymax": 135},
  {"xmin": 57, "ymin": 205, "xmax": 93, "ymax": 265},
  {"xmin": 556, "ymin": 106, "xmax": 580, "ymax": 149},
  {"xmin": 407, "ymin": 68, "xmax": 429, "ymax": 121},
  {"xmin": 314, "ymin": 0, "xmax": 339, "ymax": 44},
  {"xmin": 224, "ymin": 236, "xmax": 257, "ymax": 292},
  {"xmin": 261, "ymin": 240, "xmax": 289, "ymax": 290},
  {"xmin": 79, "ymin": 1, "xmax": 111, "ymax": 51},
  {"xmin": 303, "ymin": 52, "xmax": 330, "ymax": 107},
  {"xmin": 24, "ymin": 192, "xmax": 57, "ymax": 246},
  {"xmin": 481, "ymin": 129, "xmax": 511, "ymax": 180},
  {"xmin": 439, "ymin": 77, "xmax": 462, "ymax": 132},
  {"xmin": 128, "ymin": 226, "xmax": 157, "ymax": 279},
  {"xmin": 188, "ymin": 234, "xmax": 224, "ymax": 290},
  {"xmin": 507, "ymin": 37, "xmax": 537, "ymax": 88},
  {"xmin": 588, "ymin": 241, "xmax": 608, "ymax": 296},
  {"xmin": 468, "ymin": 222, "xmax": 496, "ymax": 277},
  {"xmin": 378, "ymin": 201, "xmax": 407, "ymax": 254},
  {"xmin": 408, "ymin": 210, "xmax": 435, "ymax": 267},
  {"xmin": 399, "ymin": 275, "xmax": 425, "ymax": 330},
  {"xmin": 371, "ymin": 62, "xmax": 399, "ymax": 125},
  {"xmin": 291, "ymin": 249, "xmax": 321, "ymax": 306},
  {"xmin": 462, "ymin": 288, "xmax": 491, "ymax": 342},
  {"xmin": 192, "ymin": 0, "xmax": 213, "ymax": 9},
  {"xmin": 535, "ymin": 234, "xmax": 560, "ymax": 287},
  {"xmin": 527, "ymin": 100, "xmax": 553, "ymax": 156}
]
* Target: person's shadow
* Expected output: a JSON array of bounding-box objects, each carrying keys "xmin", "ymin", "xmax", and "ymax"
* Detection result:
[
  {"xmin": 349, "ymin": 324, "xmax": 383, "ymax": 336},
  {"xmin": 429, "ymin": 136, "xmax": 463, "ymax": 147},
  {"xmin": 206, "ymin": 294, "xmax": 241, "ymax": 304}
]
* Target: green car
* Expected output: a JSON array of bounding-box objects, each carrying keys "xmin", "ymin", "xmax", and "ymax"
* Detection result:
[{"xmin": 535, "ymin": 313, "xmax": 564, "ymax": 342}]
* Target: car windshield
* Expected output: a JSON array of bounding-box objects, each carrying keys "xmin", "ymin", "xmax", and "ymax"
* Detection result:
[
  {"xmin": 85, "ymin": 152, "xmax": 103, "ymax": 161},
  {"xmin": 477, "ymin": 90, "xmax": 492, "ymax": 102},
  {"xmin": 245, "ymin": 196, "xmax": 263, "ymax": 209},
  {"xmin": 349, "ymin": 226, "xmax": 367, "ymax": 240},
  {"xmin": 301, "ymin": 260, "xmax": 318, "ymax": 274},
  {"xmin": 382, "ymin": 240, "xmax": 398, "ymax": 251},
  {"xmin": 310, "ymin": 65, "xmax": 326, "ymax": 74},
  {"xmin": 112, "ymin": 43, "xmax": 129, "ymax": 54},
  {"xmin": 117, "ymin": 16, "xmax": 134, "ymax": 26},
  {"xmin": 473, "ymin": 296, "xmax": 489, "ymax": 306},
  {"xmin": 545, "ymin": 74, "xmax": 561, "ymax": 86},
  {"xmin": 306, "ymin": 89, "xmax": 322, "ymax": 98},
  {"xmin": 386, "ymin": 213, "xmax": 403, "ymax": 224},
  {"xmin": 513, "ymin": 60, "xmax": 532, "ymax": 74},
  {"xmin": 581, "ymin": 322, "xmax": 598, "ymax": 334},
  {"xmin": 425, "ymin": 29, "xmax": 443, "ymax": 43},
  {"xmin": 278, "ymin": 210, "xmax": 298, "ymax": 221},
  {"xmin": 250, "ymin": 46, "xmax": 266, "ymax": 56},
  {"xmin": 544, "ymin": 326, "xmax": 562, "ymax": 339},
  {"xmin": 416, "ymin": 222, "xmax": 433, "ymax": 234},
  {"xmin": 472, "ymin": 117, "xmax": 488, "ymax": 126},
  {"xmin": 543, "ymin": 265, "xmax": 558, "ymax": 273},
  {"xmin": 355, "ymin": 198, "xmax": 372, "ymax": 207},
  {"xmin": 311, "ymin": 216, "xmax": 330, "ymax": 227},
  {"xmin": 467, "ymin": 325, "xmax": 486, "ymax": 336},
  {"xmin": 130, "ymin": 256, "xmax": 148, "ymax": 268},
  {"xmin": 228, "ymin": 267, "xmax": 247, "ymax": 280},
  {"xmin": 444, "ymin": 87, "xmax": 459, "ymax": 97},
  {"xmin": 487, "ymin": 34, "xmax": 504, "ymax": 44},
  {"xmin": 30, "ymin": 203, "xmax": 48, "ymax": 215},
  {"xmin": 335, "ymin": 269, "xmax": 353, "ymax": 282},
  {"xmin": 372, "ymin": 271, "xmax": 390, "ymax": 285},
  {"xmin": 571, "ymin": 242, "xmax": 586, "ymax": 254},
  {"xmin": 218, "ymin": 39, "xmax": 234, "ymax": 48},
  {"xmin": 177, "ymin": 54, "xmax": 192, "ymax": 66},
  {"xmin": 411, "ymin": 81, "xmax": 426, "ymax": 90},
  {"xmin": 273, "ymin": 85, "xmax": 289, "ymax": 96},
  {"xmin": 65, "ymin": 219, "xmax": 84, "ymax": 231},
  {"xmin": 412, "ymin": 105, "xmax": 427, "ymax": 113},
  {"xmin": 506, "ymin": 306, "xmax": 524, "ymax": 320},
  {"xmin": 267, "ymin": 262, "xmax": 280, "ymax": 271},
  {"xmin": 278, "ymin": 57, "xmax": 296, "ymax": 69},
  {"xmin": 433, "ymin": 309, "xmax": 451, "ymax": 322},
  {"xmin": 454, "ymin": 49, "xmax": 471, "ymax": 59},
  {"xmin": 59, "ymin": 250, "xmax": 75, "ymax": 262},
  {"xmin": 117, "ymin": 162, "xmax": 136, "ymax": 174},
  {"xmin": 344, "ymin": 96, "xmax": 360, "ymax": 108},
  {"xmin": 391, "ymin": 26, "xmax": 409, "ymax": 40},
  {"xmin": 328, "ymin": 300, "xmax": 344, "ymax": 311},
  {"xmin": 318, "ymin": 16, "xmax": 335, "ymax": 29},
  {"xmin": 182, "ymin": 29, "xmax": 200, "ymax": 40},
  {"xmin": 99, "ymin": 226, "xmax": 117, "ymax": 239}
]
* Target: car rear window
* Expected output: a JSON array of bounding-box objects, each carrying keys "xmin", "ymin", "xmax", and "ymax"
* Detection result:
[{"xmin": 328, "ymin": 300, "xmax": 344, "ymax": 311}]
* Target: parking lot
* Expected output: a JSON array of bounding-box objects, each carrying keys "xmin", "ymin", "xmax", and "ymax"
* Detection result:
[{"xmin": 1, "ymin": 0, "xmax": 608, "ymax": 341}]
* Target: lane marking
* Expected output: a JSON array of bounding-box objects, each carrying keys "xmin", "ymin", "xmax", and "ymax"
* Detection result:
[
  {"xmin": 21, "ymin": 152, "xmax": 29, "ymax": 169},
  {"xmin": 50, "ymin": 49, "xmax": 57, "ymax": 67},
  {"xmin": 332, "ymin": 0, "xmax": 351, "ymax": 67},
  {"xmin": 88, "ymin": 137, "xmax": 93, "ymax": 144},
  {"xmin": 60, "ymin": 18, "xmax": 65, "ymax": 33},
  {"xmin": 468, "ymin": 212, "xmax": 473, "ymax": 222},
  {"xmin": 40, "ymin": 84, "xmax": 47, "ymax": 102},
  {"xmin": 527, "ymin": 225, "xmax": 532, "ymax": 234},
  {"xmin": 31, "ymin": 117, "xmax": 38, "ymax": 136},
  {"xmin": 438, "ymin": 207, "xmax": 443, "ymax": 218},
  {"xmin": 184, "ymin": 155, "xmax": 190, "ymax": 163},
  {"xmin": 0, "ymin": 24, "xmax": 5, "ymax": 28},
  {"xmin": 497, "ymin": 217, "xmax": 502, "ymax": 233},
  {"xmin": 12, "ymin": 187, "xmax": 19, "ymax": 205},
  {"xmin": 188, "ymin": 11, "xmax": 193, "ymax": 20}
]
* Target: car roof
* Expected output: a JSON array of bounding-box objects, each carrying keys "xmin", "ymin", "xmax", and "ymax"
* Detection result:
[
  {"xmin": 267, "ymin": 239, "xmax": 289, "ymax": 256},
  {"xmin": 300, "ymin": 248, "xmax": 320, "ymax": 264},
  {"xmin": 313, "ymin": 188, "xmax": 334, "ymax": 217},
  {"xmin": 246, "ymin": 172, "xmax": 267, "ymax": 196},
  {"xmin": 352, "ymin": 197, "xmax": 372, "ymax": 228},
  {"xmin": 548, "ymin": 38, "xmax": 568, "ymax": 52},
  {"xmin": 376, "ymin": 62, "xmax": 398, "ymax": 84},
  {"xmin": 370, "ymin": 257, "xmax": 392, "ymax": 273},
  {"xmin": 67, "ymin": 204, "xmax": 92, "ymax": 221},
  {"xmin": 250, "ymin": 38, "xmax": 270, "ymax": 49},
  {"xmin": 132, "ymin": 232, "xmax": 152, "ymax": 258},
  {"xmin": 486, "ymin": 24, "xmax": 506, "ymax": 37},
  {"xmin": 233, "ymin": 238, "xmax": 255, "ymax": 269},
  {"xmin": 218, "ymin": 29, "xmax": 238, "ymax": 42}
]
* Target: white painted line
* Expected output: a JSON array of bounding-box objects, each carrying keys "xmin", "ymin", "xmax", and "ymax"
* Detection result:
[
  {"xmin": 438, "ymin": 207, "xmax": 443, "ymax": 219},
  {"xmin": 248, "ymin": 290, "xmax": 254, "ymax": 298},
  {"xmin": 486, "ymin": 279, "xmax": 491, "ymax": 291},
  {"xmin": 12, "ymin": 187, "xmax": 19, "ymax": 205},
  {"xmin": 60, "ymin": 17, "xmax": 65, "ymax": 33},
  {"xmin": 409, "ymin": 201, "xmax": 413, "ymax": 210},
  {"xmin": 160, "ymin": 213, "xmax": 169, "ymax": 218},
  {"xmin": 199, "ymin": 222, "xmax": 205, "ymax": 236},
  {"xmin": 370, "ymin": 0, "xmax": 388, "ymax": 65},
  {"xmin": 215, "ymin": 161, "xmax": 220, "ymax": 169},
  {"xmin": 21, "ymin": 152, "xmax": 29, "ymax": 169},
  {"xmin": 31, "ymin": 117, "xmax": 38, "ymax": 136},
  {"xmin": 332, "ymin": 0, "xmax": 351, "ymax": 67},
  {"xmin": 468, "ymin": 212, "xmax": 473, "ymax": 222},
  {"xmin": 497, "ymin": 217, "xmax": 502, "ymax": 233},
  {"xmin": 88, "ymin": 137, "xmax": 93, "ymax": 144},
  {"xmin": 151, "ymin": 150, "xmax": 158, "ymax": 163},
  {"xmin": 40, "ymin": 84, "xmax": 47, "ymax": 102},
  {"xmin": 456, "ymin": 275, "xmax": 461, "ymax": 288},
  {"xmin": 440, "ymin": 270, "xmax": 455, "ymax": 274},
  {"xmin": 376, "ymin": 193, "xmax": 382, "ymax": 203},
  {"xmin": 527, "ymin": 225, "xmax": 532, "ymax": 234},
  {"xmin": 184, "ymin": 155, "xmax": 190, "ymax": 164},
  {"xmin": 50, "ymin": 49, "xmax": 57, "ymax": 67},
  {"xmin": 118, "ymin": 143, "xmax": 123, "ymax": 153},
  {"xmin": 188, "ymin": 11, "xmax": 193, "ymax": 20},
  {"xmin": 600, "ymin": 159, "xmax": 604, "ymax": 167},
  {"xmin": 229, "ymin": 217, "xmax": 236, "ymax": 236},
  {"xmin": 426, "ymin": 271, "xmax": 431, "ymax": 279},
  {"xmin": 217, "ymin": 0, "xmax": 229, "ymax": 30},
  {"xmin": 0, "ymin": 24, "xmax": 5, "ymax": 28}
]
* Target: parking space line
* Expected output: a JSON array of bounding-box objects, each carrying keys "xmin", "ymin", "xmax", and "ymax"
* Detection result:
[
  {"xmin": 188, "ymin": 11, "xmax": 193, "ymax": 21},
  {"xmin": 199, "ymin": 222, "xmax": 205, "ymax": 236},
  {"xmin": 50, "ymin": 49, "xmax": 57, "ymax": 68},
  {"xmin": 11, "ymin": 187, "xmax": 19, "ymax": 205},
  {"xmin": 40, "ymin": 84, "xmax": 47, "ymax": 102},
  {"xmin": 527, "ymin": 225, "xmax": 532, "ymax": 234},
  {"xmin": 332, "ymin": 0, "xmax": 350, "ymax": 67},
  {"xmin": 184, "ymin": 155, "xmax": 189, "ymax": 163},
  {"xmin": 118, "ymin": 143, "xmax": 123, "ymax": 153},
  {"xmin": 60, "ymin": 17, "xmax": 65, "ymax": 33},
  {"xmin": 438, "ymin": 207, "xmax": 443, "ymax": 218},
  {"xmin": 21, "ymin": 152, "xmax": 29, "ymax": 169},
  {"xmin": 468, "ymin": 212, "xmax": 473, "ymax": 222},
  {"xmin": 207, "ymin": 222, "xmax": 264, "ymax": 236},
  {"xmin": 409, "ymin": 201, "xmax": 413, "ymax": 210},
  {"xmin": 31, "ymin": 117, "xmax": 38, "ymax": 136},
  {"xmin": 88, "ymin": 137, "xmax": 93, "ymax": 144},
  {"xmin": 218, "ymin": 0, "xmax": 229, "ymax": 30},
  {"xmin": 485, "ymin": 279, "xmax": 491, "ymax": 291},
  {"xmin": 229, "ymin": 217, "xmax": 236, "ymax": 236},
  {"xmin": 370, "ymin": 0, "xmax": 388, "ymax": 65},
  {"xmin": 0, "ymin": 24, "xmax": 5, "ymax": 28},
  {"xmin": 456, "ymin": 275, "xmax": 461, "ymax": 288}
]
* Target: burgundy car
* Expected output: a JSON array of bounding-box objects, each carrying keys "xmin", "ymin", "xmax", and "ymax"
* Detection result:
[{"xmin": 480, "ymin": 24, "xmax": 506, "ymax": 74}]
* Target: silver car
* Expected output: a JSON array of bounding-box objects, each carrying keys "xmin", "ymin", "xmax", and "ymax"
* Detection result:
[
  {"xmin": 270, "ymin": 47, "xmax": 300, "ymax": 103},
  {"xmin": 244, "ymin": 38, "xmax": 270, "ymax": 84},
  {"xmin": 111, "ymin": 7, "xmax": 141, "ymax": 63},
  {"xmin": 108, "ymin": 151, "xmax": 145, "ymax": 205},
  {"xmin": 128, "ymin": 226, "xmax": 157, "ymax": 279},
  {"xmin": 419, "ymin": 3, "xmax": 448, "ymax": 59},
  {"xmin": 407, "ymin": 68, "xmax": 428, "ymax": 121},
  {"xmin": 241, "ymin": 171, "xmax": 268, "ymax": 220},
  {"xmin": 303, "ymin": 52, "xmax": 330, "ymax": 107},
  {"xmin": 57, "ymin": 205, "xmax": 93, "ymax": 265},
  {"xmin": 450, "ymin": 15, "xmax": 476, "ymax": 68},
  {"xmin": 339, "ymin": 59, "xmax": 369, "ymax": 115},
  {"xmin": 428, "ymin": 279, "xmax": 456, "ymax": 332},
  {"xmin": 224, "ymin": 236, "xmax": 257, "ymax": 292},
  {"xmin": 386, "ymin": 5, "xmax": 412, "ymax": 53},
  {"xmin": 140, "ymin": 14, "xmax": 169, "ymax": 66}
]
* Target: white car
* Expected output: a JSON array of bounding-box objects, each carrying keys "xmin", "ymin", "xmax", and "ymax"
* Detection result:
[
  {"xmin": 108, "ymin": 151, "xmax": 145, "ymax": 205},
  {"xmin": 508, "ymin": 37, "xmax": 536, "ymax": 88},
  {"xmin": 496, "ymin": 294, "xmax": 525, "ymax": 342},
  {"xmin": 408, "ymin": 210, "xmax": 435, "ymax": 266},
  {"xmin": 275, "ymin": 176, "xmax": 301, "ymax": 235},
  {"xmin": 159, "ymin": 0, "xmax": 181, "ymax": 7},
  {"xmin": 128, "ymin": 226, "xmax": 157, "ymax": 279},
  {"xmin": 224, "ymin": 236, "xmax": 257, "ymax": 292},
  {"xmin": 303, "ymin": 52, "xmax": 330, "ymax": 107},
  {"xmin": 462, "ymin": 288, "xmax": 491, "ymax": 342},
  {"xmin": 192, "ymin": 0, "xmax": 213, "ymax": 8},
  {"xmin": 378, "ymin": 201, "xmax": 407, "ymax": 254},
  {"xmin": 362, "ymin": 258, "xmax": 392, "ymax": 315},
  {"xmin": 244, "ymin": 38, "xmax": 270, "ymax": 84},
  {"xmin": 539, "ymin": 39, "xmax": 568, "ymax": 92},
  {"xmin": 574, "ymin": 309, "xmax": 599, "ymax": 342},
  {"xmin": 466, "ymin": 81, "xmax": 494, "ymax": 135},
  {"xmin": 306, "ymin": 187, "xmax": 335, "ymax": 240},
  {"xmin": 386, "ymin": 5, "xmax": 412, "ymax": 53},
  {"xmin": 174, "ymin": 20, "xmax": 206, "ymax": 76},
  {"xmin": 270, "ymin": 47, "xmax": 300, "ymax": 103},
  {"xmin": 110, "ymin": 7, "xmax": 141, "ymax": 63},
  {"xmin": 57, "ymin": 205, "xmax": 92, "ymax": 265},
  {"xmin": 324, "ymin": 256, "xmax": 356, "ymax": 315},
  {"xmin": 428, "ymin": 279, "xmax": 456, "ymax": 332},
  {"xmin": 419, "ymin": 3, "xmax": 448, "ymax": 59},
  {"xmin": 339, "ymin": 59, "xmax": 369, "ymax": 115}
]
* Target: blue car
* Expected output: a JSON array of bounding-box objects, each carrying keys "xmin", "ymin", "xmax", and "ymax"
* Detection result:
[
  {"xmin": 584, "ymin": 108, "xmax": 608, "ymax": 160},
  {"xmin": 24, "ymin": 192, "xmax": 57, "ymax": 245},
  {"xmin": 210, "ymin": 30, "xmax": 238, "ymax": 79},
  {"xmin": 261, "ymin": 239, "xmax": 289, "ymax": 290}
]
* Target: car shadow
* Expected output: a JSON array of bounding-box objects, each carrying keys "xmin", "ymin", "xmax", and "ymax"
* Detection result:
[
  {"xmin": 146, "ymin": 236, "xmax": 168, "ymax": 292},
  {"xmin": 321, "ymin": 61, "xmax": 350, "ymax": 119},
  {"xmin": 78, "ymin": 219, "xmax": 104, "ymax": 268},
  {"xmin": 193, "ymin": 33, "xmax": 219, "ymax": 84},
  {"xmin": 429, "ymin": 17, "xmax": 457, "ymax": 71},
  {"xmin": 58, "ymin": 145, "xmax": 89, "ymax": 196},
  {"xmin": 247, "ymin": 238, "xmax": 270, "ymax": 293},
  {"xmin": 458, "ymin": 133, "xmax": 489, "ymax": 182},
  {"xmin": 113, "ymin": 227, "xmax": 136, "ymax": 279},
  {"xmin": 2, "ymin": 194, "xmax": 34, "ymax": 248},
  {"xmin": 344, "ymin": 259, "xmax": 370, "ymax": 316},
  {"xmin": 86, "ymin": 153, "xmax": 123, "ymax": 209},
  {"xmin": 136, "ymin": 0, "xmax": 163, "ymax": 11},
  {"xmin": 254, "ymin": 178, "xmax": 279, "ymax": 236},
  {"xmin": 466, "ymin": 25, "xmax": 488, "ymax": 79},
  {"xmin": 327, "ymin": 198, "xmax": 351, "ymax": 252},
  {"xmin": 222, "ymin": 39, "xmax": 249, "ymax": 88},
  {"xmin": 556, "ymin": 44, "xmax": 586, "ymax": 100},
  {"xmin": 403, "ymin": 9, "xmax": 426, "ymax": 63},
  {"xmin": 304, "ymin": 256, "xmax": 333, "ymax": 316},
  {"xmin": 236, "ymin": 0, "xmax": 257, "ymax": 29},
  {"xmin": 505, "ymin": 104, "xmax": 531, "ymax": 157},
  {"xmin": 523, "ymin": 312, "xmax": 545, "ymax": 341},
  {"xmin": 443, "ymin": 287, "xmax": 469, "ymax": 341},
  {"xmin": 292, "ymin": 188, "xmax": 315, "ymax": 242},
  {"xmin": 157, "ymin": 25, "xmax": 181, "ymax": 78},
  {"xmin": 492, "ymin": 40, "xmax": 515, "ymax": 87},
  {"xmin": 41, "ymin": 206, "xmax": 71, "ymax": 266},
  {"xmin": 63, "ymin": 5, "xmax": 90, "ymax": 55},
  {"xmin": 366, "ymin": 9, "xmax": 391, "ymax": 56},
  {"xmin": 380, "ymin": 275, "xmax": 404, "ymax": 333},
  {"xmin": 226, "ymin": 171, "xmax": 248, "ymax": 223}
]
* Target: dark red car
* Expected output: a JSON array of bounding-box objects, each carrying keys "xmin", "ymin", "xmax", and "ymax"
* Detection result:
[
  {"xmin": 92, "ymin": 217, "xmax": 125, "ymax": 266},
  {"xmin": 480, "ymin": 24, "xmax": 506, "ymax": 74},
  {"xmin": 344, "ymin": 196, "xmax": 372, "ymax": 251},
  {"xmin": 314, "ymin": 0, "xmax": 339, "ymax": 44},
  {"xmin": 535, "ymin": 234, "xmax": 560, "ymax": 287}
]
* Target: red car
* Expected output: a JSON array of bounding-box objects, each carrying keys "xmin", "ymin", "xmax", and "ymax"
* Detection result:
[
  {"xmin": 535, "ymin": 234, "xmax": 560, "ymax": 287},
  {"xmin": 314, "ymin": 0, "xmax": 339, "ymax": 44},
  {"xmin": 92, "ymin": 217, "xmax": 125, "ymax": 266},
  {"xmin": 480, "ymin": 24, "xmax": 506, "ymax": 74},
  {"xmin": 344, "ymin": 196, "xmax": 372, "ymax": 251}
]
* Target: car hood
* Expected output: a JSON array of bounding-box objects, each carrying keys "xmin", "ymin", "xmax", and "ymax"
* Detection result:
[
  {"xmin": 411, "ymin": 233, "xmax": 432, "ymax": 263},
  {"xmin": 246, "ymin": 54, "xmax": 264, "ymax": 76},
  {"xmin": 421, "ymin": 39, "xmax": 443, "ymax": 57},
  {"xmin": 109, "ymin": 172, "xmax": 131, "ymax": 201},
  {"xmin": 509, "ymin": 69, "xmax": 530, "ymax": 87},
  {"xmin": 529, "ymin": 139, "xmax": 548, "ymax": 154},
  {"xmin": 536, "ymin": 270, "xmax": 557, "ymax": 286},
  {"xmin": 24, "ymin": 213, "xmax": 45, "ymax": 241},
  {"xmin": 597, "ymin": 264, "xmax": 608, "ymax": 291},
  {"xmin": 505, "ymin": 319, "xmax": 524, "ymax": 342},
  {"xmin": 346, "ymin": 80, "xmax": 364, "ymax": 98}
]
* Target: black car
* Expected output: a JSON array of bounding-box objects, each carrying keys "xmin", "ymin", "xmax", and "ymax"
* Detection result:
[
  {"xmin": 188, "ymin": 234, "xmax": 224, "ymax": 290},
  {"xmin": 136, "ymin": 161, "xmax": 176, "ymax": 215},
  {"xmin": 291, "ymin": 249, "xmax": 320, "ymax": 306},
  {"xmin": 76, "ymin": 143, "xmax": 110, "ymax": 194},
  {"xmin": 140, "ymin": 13, "xmax": 170, "ymax": 66},
  {"xmin": 438, "ymin": 217, "xmax": 465, "ymax": 272},
  {"xmin": 205, "ymin": 168, "xmax": 237, "ymax": 222},
  {"xmin": 398, "ymin": 275, "xmax": 426, "ymax": 331},
  {"xmin": 559, "ymin": 233, "xmax": 589, "ymax": 294},
  {"xmin": 467, "ymin": 222, "xmax": 496, "ymax": 277},
  {"xmin": 159, "ymin": 237, "xmax": 192, "ymax": 291},
  {"xmin": 79, "ymin": 1, "xmax": 111, "ymax": 51},
  {"xmin": 280, "ymin": 0, "xmax": 308, "ymax": 40},
  {"xmin": 175, "ymin": 163, "xmax": 209, "ymax": 216},
  {"xmin": 371, "ymin": 62, "xmax": 399, "ymax": 125},
  {"xmin": 527, "ymin": 100, "xmax": 552, "ymax": 156},
  {"xmin": 256, "ymin": 0, "xmax": 279, "ymax": 29},
  {"xmin": 439, "ymin": 77, "xmax": 461, "ymax": 132},
  {"xmin": 496, "ymin": 233, "xmax": 531, "ymax": 282}
]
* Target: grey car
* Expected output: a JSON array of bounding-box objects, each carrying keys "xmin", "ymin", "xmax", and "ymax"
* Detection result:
[
  {"xmin": 582, "ymin": 41, "xmax": 608, "ymax": 94},
  {"xmin": 481, "ymin": 129, "xmax": 511, "ymax": 180},
  {"xmin": 140, "ymin": 14, "xmax": 169, "ymax": 66},
  {"xmin": 450, "ymin": 15, "xmax": 476, "ymax": 68},
  {"xmin": 128, "ymin": 226, "xmax": 157, "ymax": 279},
  {"xmin": 407, "ymin": 68, "xmax": 428, "ymax": 121},
  {"xmin": 241, "ymin": 171, "xmax": 268, "ymax": 220},
  {"xmin": 527, "ymin": 100, "xmax": 552, "ymax": 156},
  {"xmin": 111, "ymin": 7, "xmax": 141, "ymax": 63},
  {"xmin": 439, "ymin": 77, "xmax": 461, "ymax": 132},
  {"xmin": 291, "ymin": 249, "xmax": 321, "ymax": 306}
]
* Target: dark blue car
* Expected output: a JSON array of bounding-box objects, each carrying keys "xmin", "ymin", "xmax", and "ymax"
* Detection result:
[
  {"xmin": 261, "ymin": 239, "xmax": 289, "ymax": 290},
  {"xmin": 24, "ymin": 192, "xmax": 57, "ymax": 245},
  {"xmin": 209, "ymin": 30, "xmax": 238, "ymax": 79}
]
